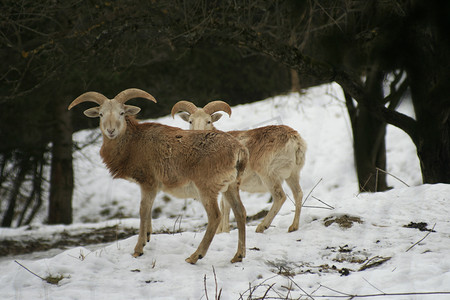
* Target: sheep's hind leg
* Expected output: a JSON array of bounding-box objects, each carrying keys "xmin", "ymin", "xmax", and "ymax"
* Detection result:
[
  {"xmin": 216, "ymin": 195, "xmax": 231, "ymax": 234},
  {"xmin": 286, "ymin": 172, "xmax": 303, "ymax": 232},
  {"xmin": 146, "ymin": 200, "xmax": 153, "ymax": 242},
  {"xmin": 186, "ymin": 190, "xmax": 221, "ymax": 264},
  {"xmin": 133, "ymin": 185, "xmax": 156, "ymax": 257},
  {"xmin": 256, "ymin": 177, "xmax": 286, "ymax": 233},
  {"xmin": 223, "ymin": 183, "xmax": 246, "ymax": 263}
]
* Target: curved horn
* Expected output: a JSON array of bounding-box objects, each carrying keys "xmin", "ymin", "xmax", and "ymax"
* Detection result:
[
  {"xmin": 114, "ymin": 88, "xmax": 157, "ymax": 104},
  {"xmin": 171, "ymin": 100, "xmax": 198, "ymax": 118},
  {"xmin": 68, "ymin": 92, "xmax": 109, "ymax": 110},
  {"xmin": 203, "ymin": 100, "xmax": 232, "ymax": 116}
]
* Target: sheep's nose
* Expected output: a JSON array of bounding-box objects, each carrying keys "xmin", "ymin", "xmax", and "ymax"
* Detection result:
[{"xmin": 107, "ymin": 129, "xmax": 115, "ymax": 135}]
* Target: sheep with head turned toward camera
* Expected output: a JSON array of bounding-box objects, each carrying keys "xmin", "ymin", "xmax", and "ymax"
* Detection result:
[
  {"xmin": 69, "ymin": 89, "xmax": 248, "ymax": 264},
  {"xmin": 172, "ymin": 100, "xmax": 306, "ymax": 233}
]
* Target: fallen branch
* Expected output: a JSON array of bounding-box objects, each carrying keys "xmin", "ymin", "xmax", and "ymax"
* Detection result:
[
  {"xmin": 406, "ymin": 223, "xmax": 436, "ymax": 252},
  {"xmin": 358, "ymin": 174, "xmax": 374, "ymax": 195},
  {"xmin": 376, "ymin": 168, "xmax": 409, "ymax": 187},
  {"xmin": 238, "ymin": 276, "xmax": 450, "ymax": 299},
  {"xmin": 302, "ymin": 178, "xmax": 323, "ymax": 207},
  {"xmin": 302, "ymin": 205, "xmax": 334, "ymax": 210},
  {"xmin": 303, "ymin": 283, "xmax": 450, "ymax": 299},
  {"xmin": 362, "ymin": 277, "xmax": 385, "ymax": 295},
  {"xmin": 312, "ymin": 196, "xmax": 335, "ymax": 209},
  {"xmin": 295, "ymin": 196, "xmax": 334, "ymax": 210},
  {"xmin": 286, "ymin": 276, "xmax": 316, "ymax": 299},
  {"xmin": 298, "ymin": 290, "xmax": 450, "ymax": 299},
  {"xmin": 320, "ymin": 284, "xmax": 353, "ymax": 298},
  {"xmin": 15, "ymin": 260, "xmax": 64, "ymax": 285},
  {"xmin": 359, "ymin": 256, "xmax": 391, "ymax": 271},
  {"xmin": 15, "ymin": 260, "xmax": 46, "ymax": 282}
]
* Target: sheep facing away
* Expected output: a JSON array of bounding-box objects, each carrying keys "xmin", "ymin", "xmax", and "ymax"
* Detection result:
[
  {"xmin": 69, "ymin": 89, "xmax": 248, "ymax": 264},
  {"xmin": 172, "ymin": 100, "xmax": 307, "ymax": 233}
]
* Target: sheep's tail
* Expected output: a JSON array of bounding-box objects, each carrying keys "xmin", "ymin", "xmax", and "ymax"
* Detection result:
[
  {"xmin": 235, "ymin": 147, "xmax": 249, "ymax": 182},
  {"xmin": 294, "ymin": 134, "xmax": 307, "ymax": 167}
]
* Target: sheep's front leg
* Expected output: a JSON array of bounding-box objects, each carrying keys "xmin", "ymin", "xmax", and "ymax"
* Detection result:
[
  {"xmin": 133, "ymin": 185, "xmax": 156, "ymax": 257},
  {"xmin": 186, "ymin": 190, "xmax": 221, "ymax": 264}
]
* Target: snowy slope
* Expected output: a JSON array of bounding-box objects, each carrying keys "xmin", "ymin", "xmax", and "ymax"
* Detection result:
[{"xmin": 1, "ymin": 83, "xmax": 449, "ymax": 299}]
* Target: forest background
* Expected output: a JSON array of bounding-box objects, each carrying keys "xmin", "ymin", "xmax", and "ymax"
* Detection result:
[{"xmin": 0, "ymin": 0, "xmax": 449, "ymax": 227}]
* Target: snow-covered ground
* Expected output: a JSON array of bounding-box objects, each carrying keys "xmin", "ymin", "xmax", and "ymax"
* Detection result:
[{"xmin": 1, "ymin": 83, "xmax": 449, "ymax": 299}]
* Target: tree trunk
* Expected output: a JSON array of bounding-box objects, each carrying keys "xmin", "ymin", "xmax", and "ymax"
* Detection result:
[
  {"xmin": 290, "ymin": 69, "xmax": 301, "ymax": 92},
  {"xmin": 17, "ymin": 154, "xmax": 44, "ymax": 226},
  {"xmin": 344, "ymin": 68, "xmax": 390, "ymax": 192},
  {"xmin": 405, "ymin": 18, "xmax": 450, "ymax": 184},
  {"xmin": 351, "ymin": 105, "xmax": 389, "ymax": 192},
  {"xmin": 48, "ymin": 98, "xmax": 74, "ymax": 225},
  {"xmin": 417, "ymin": 134, "xmax": 450, "ymax": 184},
  {"xmin": 409, "ymin": 71, "xmax": 450, "ymax": 184},
  {"xmin": 24, "ymin": 156, "xmax": 44, "ymax": 225},
  {"xmin": 1, "ymin": 156, "xmax": 29, "ymax": 227}
]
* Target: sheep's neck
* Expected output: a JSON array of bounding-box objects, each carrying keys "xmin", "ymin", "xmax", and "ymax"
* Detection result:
[{"xmin": 100, "ymin": 118, "xmax": 137, "ymax": 179}]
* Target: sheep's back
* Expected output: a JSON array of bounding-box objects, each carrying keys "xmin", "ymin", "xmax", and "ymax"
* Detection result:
[{"xmin": 133, "ymin": 123, "xmax": 243, "ymax": 184}]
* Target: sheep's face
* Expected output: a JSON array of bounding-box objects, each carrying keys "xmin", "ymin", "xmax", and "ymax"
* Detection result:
[
  {"xmin": 84, "ymin": 100, "xmax": 141, "ymax": 139},
  {"xmin": 180, "ymin": 109, "xmax": 222, "ymax": 130}
]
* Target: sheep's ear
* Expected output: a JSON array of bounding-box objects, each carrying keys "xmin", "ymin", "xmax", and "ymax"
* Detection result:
[
  {"xmin": 211, "ymin": 113, "xmax": 222, "ymax": 123},
  {"xmin": 124, "ymin": 105, "xmax": 141, "ymax": 116},
  {"xmin": 179, "ymin": 112, "xmax": 190, "ymax": 122},
  {"xmin": 84, "ymin": 107, "xmax": 100, "ymax": 118}
]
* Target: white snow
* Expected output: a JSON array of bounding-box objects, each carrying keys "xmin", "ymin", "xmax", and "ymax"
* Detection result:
[{"xmin": 1, "ymin": 83, "xmax": 449, "ymax": 299}]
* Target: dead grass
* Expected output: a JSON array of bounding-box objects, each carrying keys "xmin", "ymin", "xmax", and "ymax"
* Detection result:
[{"xmin": 324, "ymin": 215, "xmax": 363, "ymax": 228}]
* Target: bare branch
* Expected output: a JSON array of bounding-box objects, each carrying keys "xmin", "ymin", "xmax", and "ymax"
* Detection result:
[
  {"xmin": 375, "ymin": 168, "xmax": 410, "ymax": 187},
  {"xmin": 302, "ymin": 178, "xmax": 323, "ymax": 207},
  {"xmin": 406, "ymin": 223, "xmax": 436, "ymax": 252},
  {"xmin": 15, "ymin": 260, "xmax": 46, "ymax": 282}
]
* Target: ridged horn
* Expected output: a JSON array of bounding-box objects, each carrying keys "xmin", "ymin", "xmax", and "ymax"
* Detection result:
[
  {"xmin": 114, "ymin": 88, "xmax": 157, "ymax": 104},
  {"xmin": 171, "ymin": 100, "xmax": 198, "ymax": 118},
  {"xmin": 203, "ymin": 100, "xmax": 232, "ymax": 116},
  {"xmin": 68, "ymin": 92, "xmax": 109, "ymax": 110}
]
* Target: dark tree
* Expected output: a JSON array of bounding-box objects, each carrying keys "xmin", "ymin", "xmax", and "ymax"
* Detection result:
[
  {"xmin": 402, "ymin": 1, "xmax": 450, "ymax": 183},
  {"xmin": 48, "ymin": 95, "xmax": 73, "ymax": 225},
  {"xmin": 186, "ymin": 0, "xmax": 450, "ymax": 186},
  {"xmin": 1, "ymin": 0, "xmax": 449, "ymax": 226},
  {"xmin": 0, "ymin": 0, "xmax": 290, "ymax": 226}
]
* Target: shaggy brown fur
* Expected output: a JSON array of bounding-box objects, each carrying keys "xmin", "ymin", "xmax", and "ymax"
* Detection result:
[
  {"xmin": 69, "ymin": 90, "xmax": 248, "ymax": 264},
  {"xmin": 172, "ymin": 101, "xmax": 307, "ymax": 234}
]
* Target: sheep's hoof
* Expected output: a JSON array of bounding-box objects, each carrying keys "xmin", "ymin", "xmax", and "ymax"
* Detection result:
[
  {"xmin": 288, "ymin": 225, "xmax": 298, "ymax": 232},
  {"xmin": 255, "ymin": 224, "xmax": 267, "ymax": 233},
  {"xmin": 230, "ymin": 254, "xmax": 244, "ymax": 263},
  {"xmin": 132, "ymin": 252, "xmax": 143, "ymax": 258},
  {"xmin": 185, "ymin": 254, "xmax": 202, "ymax": 264}
]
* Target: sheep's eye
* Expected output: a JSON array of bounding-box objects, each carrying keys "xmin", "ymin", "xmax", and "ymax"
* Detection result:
[
  {"xmin": 207, "ymin": 121, "xmax": 211, "ymax": 124},
  {"xmin": 120, "ymin": 111, "xmax": 125, "ymax": 116},
  {"xmin": 99, "ymin": 113, "xmax": 103, "ymax": 117},
  {"xmin": 189, "ymin": 121, "xmax": 192, "ymax": 124}
]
